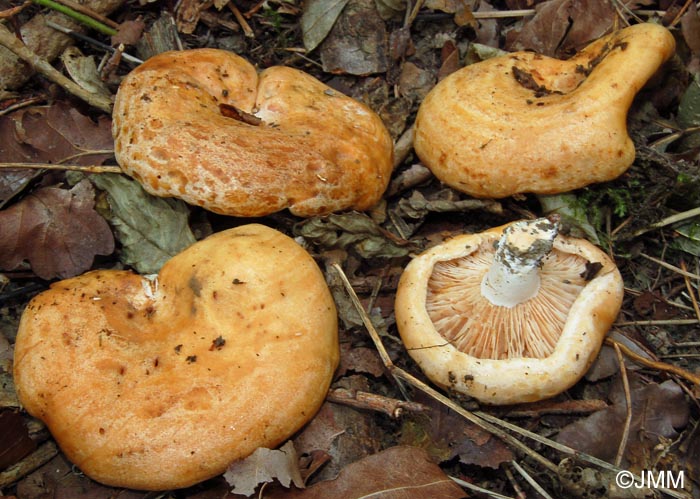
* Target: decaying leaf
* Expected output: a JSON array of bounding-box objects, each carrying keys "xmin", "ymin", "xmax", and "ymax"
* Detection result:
[
  {"xmin": 0, "ymin": 179, "xmax": 115, "ymax": 280},
  {"xmin": 556, "ymin": 373, "xmax": 689, "ymax": 469},
  {"xmin": 296, "ymin": 212, "xmax": 410, "ymax": 258},
  {"xmin": 60, "ymin": 47, "xmax": 111, "ymax": 100},
  {"xmin": 505, "ymin": 0, "xmax": 617, "ymax": 57},
  {"xmin": 400, "ymin": 392, "xmax": 514, "ymax": 468},
  {"xmin": 301, "ymin": 0, "xmax": 350, "ymax": 52},
  {"xmin": 538, "ymin": 193, "xmax": 600, "ymax": 243},
  {"xmin": 267, "ymin": 446, "xmax": 466, "ymax": 498},
  {"xmin": 224, "ymin": 441, "xmax": 304, "ymax": 496},
  {"xmin": 0, "ymin": 102, "xmax": 114, "ymax": 208},
  {"xmin": 90, "ymin": 173, "xmax": 196, "ymax": 274},
  {"xmin": 319, "ymin": 0, "xmax": 388, "ymax": 75},
  {"xmin": 0, "ymin": 411, "xmax": 36, "ymax": 469}
]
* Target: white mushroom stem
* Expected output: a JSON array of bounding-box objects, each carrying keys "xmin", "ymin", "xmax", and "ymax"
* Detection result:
[{"xmin": 481, "ymin": 218, "xmax": 559, "ymax": 307}]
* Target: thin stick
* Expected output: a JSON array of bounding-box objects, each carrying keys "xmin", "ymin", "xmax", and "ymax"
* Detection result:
[
  {"xmin": 615, "ymin": 319, "xmax": 699, "ymax": 326},
  {"xmin": 327, "ymin": 388, "xmax": 428, "ymax": 418},
  {"xmin": 31, "ymin": 0, "xmax": 117, "ymax": 35},
  {"xmin": 228, "ymin": 2, "xmax": 254, "ymax": 37},
  {"xmin": 510, "ymin": 460, "xmax": 553, "ymax": 499},
  {"xmin": 633, "ymin": 207, "xmax": 700, "ymax": 237},
  {"xmin": 613, "ymin": 343, "xmax": 632, "ymax": 467},
  {"xmin": 640, "ymin": 253, "xmax": 700, "ymax": 280},
  {"xmin": 43, "ymin": 0, "xmax": 119, "ymax": 28},
  {"xmin": 680, "ymin": 260, "xmax": 700, "ymax": 321},
  {"xmin": 0, "ymin": 162, "xmax": 121, "ymax": 173},
  {"xmin": 46, "ymin": 20, "xmax": 143, "ymax": 64},
  {"xmin": 605, "ymin": 338, "xmax": 700, "ymax": 386},
  {"xmin": 449, "ymin": 476, "xmax": 515, "ymax": 499},
  {"xmin": 0, "ymin": 23, "xmax": 112, "ymax": 113}
]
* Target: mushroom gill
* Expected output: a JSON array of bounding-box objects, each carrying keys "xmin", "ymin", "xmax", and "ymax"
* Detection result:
[{"xmin": 426, "ymin": 243, "xmax": 590, "ymax": 360}]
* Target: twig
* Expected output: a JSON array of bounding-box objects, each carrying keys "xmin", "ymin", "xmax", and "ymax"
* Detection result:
[
  {"xmin": 613, "ymin": 342, "xmax": 632, "ymax": 467},
  {"xmin": 640, "ymin": 253, "xmax": 700, "ymax": 280},
  {"xmin": 449, "ymin": 475, "xmax": 515, "ymax": 499},
  {"xmin": 327, "ymin": 388, "xmax": 428, "ymax": 418},
  {"xmin": 632, "ymin": 207, "xmax": 700, "ymax": 237},
  {"xmin": 605, "ymin": 338, "xmax": 700, "ymax": 386},
  {"xmin": 501, "ymin": 399, "xmax": 608, "ymax": 418},
  {"xmin": 227, "ymin": 2, "xmax": 254, "ymax": 37},
  {"xmin": 615, "ymin": 319, "xmax": 699, "ymax": 326},
  {"xmin": 0, "ymin": 23, "xmax": 113, "ymax": 113},
  {"xmin": 0, "ymin": 162, "xmax": 121, "ymax": 173},
  {"xmin": 503, "ymin": 463, "xmax": 527, "ymax": 499},
  {"xmin": 680, "ymin": 260, "xmax": 700, "ymax": 321},
  {"xmin": 31, "ymin": 0, "xmax": 117, "ymax": 35},
  {"xmin": 510, "ymin": 460, "xmax": 553, "ymax": 499},
  {"xmin": 0, "ymin": 441, "xmax": 58, "ymax": 488},
  {"xmin": 46, "ymin": 20, "xmax": 143, "ymax": 64},
  {"xmin": 41, "ymin": 0, "xmax": 119, "ymax": 28}
]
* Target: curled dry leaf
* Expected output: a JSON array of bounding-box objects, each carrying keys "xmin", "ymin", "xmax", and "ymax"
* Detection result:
[
  {"xmin": 224, "ymin": 441, "xmax": 304, "ymax": 497},
  {"xmin": 556, "ymin": 373, "xmax": 689, "ymax": 468},
  {"xmin": 0, "ymin": 179, "xmax": 114, "ymax": 279},
  {"xmin": 266, "ymin": 446, "xmax": 466, "ymax": 499}
]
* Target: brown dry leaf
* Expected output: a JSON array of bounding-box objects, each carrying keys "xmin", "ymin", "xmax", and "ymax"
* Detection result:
[
  {"xmin": 112, "ymin": 18, "xmax": 146, "ymax": 46},
  {"xmin": 556, "ymin": 373, "xmax": 690, "ymax": 469},
  {"xmin": 0, "ymin": 179, "xmax": 114, "ymax": 279},
  {"xmin": 0, "ymin": 411, "xmax": 36, "ymax": 469},
  {"xmin": 400, "ymin": 392, "xmax": 514, "ymax": 468},
  {"xmin": 15, "ymin": 453, "xmax": 144, "ymax": 499},
  {"xmin": 267, "ymin": 446, "xmax": 466, "ymax": 498},
  {"xmin": 337, "ymin": 343, "xmax": 385, "ymax": 377},
  {"xmin": 319, "ymin": 0, "xmax": 388, "ymax": 75},
  {"xmin": 224, "ymin": 441, "xmax": 305, "ymax": 497},
  {"xmin": 0, "ymin": 102, "xmax": 114, "ymax": 207},
  {"xmin": 294, "ymin": 376, "xmax": 384, "ymax": 482},
  {"xmin": 505, "ymin": 0, "xmax": 617, "ymax": 57}
]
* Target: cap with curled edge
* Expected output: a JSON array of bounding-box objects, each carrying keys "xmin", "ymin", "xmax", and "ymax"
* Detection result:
[
  {"xmin": 413, "ymin": 23, "xmax": 676, "ymax": 198},
  {"xmin": 13, "ymin": 224, "xmax": 339, "ymax": 490},
  {"xmin": 112, "ymin": 49, "xmax": 394, "ymax": 217}
]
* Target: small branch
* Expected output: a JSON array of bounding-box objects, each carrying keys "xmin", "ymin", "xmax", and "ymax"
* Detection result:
[
  {"xmin": 632, "ymin": 207, "xmax": 700, "ymax": 237},
  {"xmin": 0, "ymin": 23, "xmax": 113, "ymax": 113},
  {"xmin": 640, "ymin": 253, "xmax": 700, "ymax": 280},
  {"xmin": 612, "ymin": 342, "xmax": 632, "ymax": 468},
  {"xmin": 0, "ymin": 441, "xmax": 58, "ymax": 488},
  {"xmin": 0, "ymin": 162, "xmax": 121, "ymax": 173},
  {"xmin": 605, "ymin": 338, "xmax": 700, "ymax": 386},
  {"xmin": 32, "ymin": 0, "xmax": 117, "ymax": 35},
  {"xmin": 327, "ymin": 388, "xmax": 428, "ymax": 418},
  {"xmin": 42, "ymin": 0, "xmax": 119, "ymax": 29}
]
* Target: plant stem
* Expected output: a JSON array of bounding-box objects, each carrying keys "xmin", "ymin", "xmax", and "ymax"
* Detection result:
[{"xmin": 32, "ymin": 0, "xmax": 117, "ymax": 35}]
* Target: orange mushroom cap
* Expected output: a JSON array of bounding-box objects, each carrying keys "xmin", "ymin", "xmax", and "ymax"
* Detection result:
[
  {"xmin": 112, "ymin": 49, "xmax": 393, "ymax": 217},
  {"xmin": 414, "ymin": 23, "xmax": 676, "ymax": 198},
  {"xmin": 395, "ymin": 219, "xmax": 623, "ymax": 405},
  {"xmin": 13, "ymin": 224, "xmax": 339, "ymax": 490}
]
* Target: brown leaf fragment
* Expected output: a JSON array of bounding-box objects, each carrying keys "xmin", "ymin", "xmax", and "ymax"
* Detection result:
[
  {"xmin": 0, "ymin": 179, "xmax": 114, "ymax": 279},
  {"xmin": 266, "ymin": 446, "xmax": 466, "ymax": 498},
  {"xmin": 337, "ymin": 343, "xmax": 385, "ymax": 377},
  {"xmin": 505, "ymin": 0, "xmax": 617, "ymax": 57},
  {"xmin": 0, "ymin": 411, "xmax": 36, "ymax": 469},
  {"xmin": 111, "ymin": 18, "xmax": 145, "ymax": 46},
  {"xmin": 320, "ymin": 0, "xmax": 388, "ymax": 75},
  {"xmin": 556, "ymin": 373, "xmax": 689, "ymax": 469}
]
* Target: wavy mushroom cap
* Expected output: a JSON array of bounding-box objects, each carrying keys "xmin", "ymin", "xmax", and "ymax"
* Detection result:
[
  {"xmin": 13, "ymin": 224, "xmax": 339, "ymax": 490},
  {"xmin": 112, "ymin": 49, "xmax": 393, "ymax": 217},
  {"xmin": 414, "ymin": 23, "xmax": 675, "ymax": 198},
  {"xmin": 395, "ymin": 221, "xmax": 623, "ymax": 405}
]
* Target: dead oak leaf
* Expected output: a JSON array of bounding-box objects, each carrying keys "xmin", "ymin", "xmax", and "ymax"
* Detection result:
[
  {"xmin": 267, "ymin": 446, "xmax": 466, "ymax": 498},
  {"xmin": 0, "ymin": 179, "xmax": 114, "ymax": 279}
]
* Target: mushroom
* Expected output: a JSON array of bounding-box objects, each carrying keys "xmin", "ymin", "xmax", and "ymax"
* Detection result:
[
  {"xmin": 112, "ymin": 49, "xmax": 394, "ymax": 217},
  {"xmin": 13, "ymin": 224, "xmax": 339, "ymax": 490},
  {"xmin": 413, "ymin": 23, "xmax": 676, "ymax": 198},
  {"xmin": 394, "ymin": 218, "xmax": 623, "ymax": 404}
]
